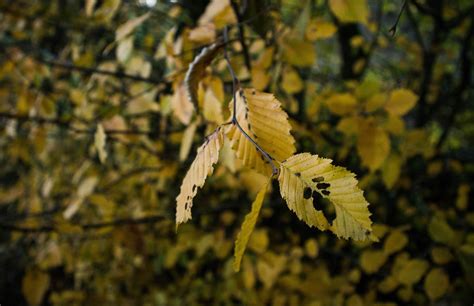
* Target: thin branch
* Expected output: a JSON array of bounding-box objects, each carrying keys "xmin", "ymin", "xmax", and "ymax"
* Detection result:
[
  {"xmin": 37, "ymin": 58, "xmax": 167, "ymax": 84},
  {"xmin": 0, "ymin": 215, "xmax": 167, "ymax": 233},
  {"xmin": 230, "ymin": 0, "xmax": 252, "ymax": 73},
  {"xmin": 99, "ymin": 166, "xmax": 163, "ymax": 192},
  {"xmin": 222, "ymin": 27, "xmax": 278, "ymax": 176},
  {"xmin": 388, "ymin": 0, "xmax": 407, "ymax": 36},
  {"xmin": 436, "ymin": 17, "xmax": 474, "ymax": 149},
  {"xmin": 0, "ymin": 112, "xmax": 154, "ymax": 136},
  {"xmin": 405, "ymin": 2, "xmax": 426, "ymax": 51}
]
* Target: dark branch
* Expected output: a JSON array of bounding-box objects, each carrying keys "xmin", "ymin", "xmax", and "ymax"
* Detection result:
[
  {"xmin": 388, "ymin": 0, "xmax": 407, "ymax": 36},
  {"xmin": 230, "ymin": 0, "xmax": 252, "ymax": 74},
  {"xmin": 0, "ymin": 112, "xmax": 154, "ymax": 136}
]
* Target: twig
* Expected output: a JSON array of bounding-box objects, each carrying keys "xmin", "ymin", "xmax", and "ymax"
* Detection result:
[
  {"xmin": 0, "ymin": 215, "xmax": 167, "ymax": 233},
  {"xmin": 222, "ymin": 27, "xmax": 278, "ymax": 176},
  {"xmin": 388, "ymin": 0, "xmax": 407, "ymax": 36},
  {"xmin": 436, "ymin": 17, "xmax": 474, "ymax": 149},
  {"xmin": 38, "ymin": 58, "xmax": 166, "ymax": 84},
  {"xmin": 230, "ymin": 0, "xmax": 252, "ymax": 73},
  {"xmin": 0, "ymin": 112, "xmax": 153, "ymax": 136}
]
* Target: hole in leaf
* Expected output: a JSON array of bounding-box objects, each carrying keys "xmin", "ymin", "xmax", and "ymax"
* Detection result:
[
  {"xmin": 312, "ymin": 191, "xmax": 335, "ymax": 221},
  {"xmin": 316, "ymin": 182, "xmax": 330, "ymax": 190},
  {"xmin": 312, "ymin": 176, "xmax": 324, "ymax": 183}
]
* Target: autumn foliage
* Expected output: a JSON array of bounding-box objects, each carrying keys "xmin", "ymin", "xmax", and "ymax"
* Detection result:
[{"xmin": 0, "ymin": 0, "xmax": 473, "ymax": 305}]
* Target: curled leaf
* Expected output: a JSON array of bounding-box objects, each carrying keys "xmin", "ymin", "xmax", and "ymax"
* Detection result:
[{"xmin": 184, "ymin": 41, "xmax": 224, "ymax": 111}]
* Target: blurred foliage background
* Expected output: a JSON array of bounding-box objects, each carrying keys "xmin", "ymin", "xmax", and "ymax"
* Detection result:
[{"xmin": 0, "ymin": 0, "xmax": 473, "ymax": 305}]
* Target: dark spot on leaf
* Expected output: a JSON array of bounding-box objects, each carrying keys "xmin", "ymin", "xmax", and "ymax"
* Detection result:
[
  {"xmin": 192, "ymin": 185, "xmax": 197, "ymax": 192},
  {"xmin": 312, "ymin": 176, "xmax": 324, "ymax": 183},
  {"xmin": 252, "ymin": 90, "xmax": 256, "ymax": 95},
  {"xmin": 295, "ymin": 172, "xmax": 301, "ymax": 177},
  {"xmin": 312, "ymin": 191, "xmax": 335, "ymax": 220},
  {"xmin": 303, "ymin": 187, "xmax": 312, "ymax": 199},
  {"xmin": 322, "ymin": 190, "xmax": 330, "ymax": 196},
  {"xmin": 316, "ymin": 182, "xmax": 330, "ymax": 190}
]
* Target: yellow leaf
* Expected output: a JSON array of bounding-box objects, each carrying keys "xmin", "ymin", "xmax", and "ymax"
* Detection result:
[
  {"xmin": 306, "ymin": 19, "xmax": 337, "ymax": 41},
  {"xmin": 239, "ymin": 170, "xmax": 268, "ymax": 197},
  {"xmin": 384, "ymin": 114, "xmax": 405, "ymax": 135},
  {"xmin": 171, "ymin": 83, "xmax": 195, "ymax": 125},
  {"xmin": 281, "ymin": 36, "xmax": 316, "ymax": 67},
  {"xmin": 247, "ymin": 229, "xmax": 269, "ymax": 254},
  {"xmin": 22, "ymin": 269, "xmax": 50, "ymax": 306},
  {"xmin": 360, "ymin": 250, "xmax": 387, "ymax": 274},
  {"xmin": 255, "ymin": 47, "xmax": 274, "ymax": 70},
  {"xmin": 69, "ymin": 88, "xmax": 87, "ymax": 105},
  {"xmin": 226, "ymin": 89, "xmax": 296, "ymax": 176},
  {"xmin": 305, "ymin": 239, "xmax": 319, "ymax": 258},
  {"xmin": 251, "ymin": 67, "xmax": 271, "ymax": 91},
  {"xmin": 37, "ymin": 241, "xmax": 62, "ymax": 270},
  {"xmin": 355, "ymin": 73, "xmax": 382, "ymax": 101},
  {"xmin": 85, "ymin": 0, "xmax": 97, "ymax": 16},
  {"xmin": 378, "ymin": 275, "xmax": 399, "ymax": 293},
  {"xmin": 431, "ymin": 247, "xmax": 453, "ymax": 265},
  {"xmin": 397, "ymin": 259, "xmax": 429, "ymax": 286},
  {"xmin": 233, "ymin": 180, "xmax": 270, "ymax": 272},
  {"xmin": 456, "ymin": 183, "xmax": 469, "ymax": 211},
  {"xmin": 256, "ymin": 252, "xmax": 287, "ymax": 289},
  {"xmin": 241, "ymin": 258, "xmax": 256, "ymax": 289},
  {"xmin": 397, "ymin": 286, "xmax": 413, "ymax": 302},
  {"xmin": 281, "ymin": 67, "xmax": 304, "ymax": 94},
  {"xmin": 383, "ymin": 230, "xmax": 408, "ymax": 255},
  {"xmin": 346, "ymin": 294, "xmax": 363, "ymax": 306},
  {"xmin": 179, "ymin": 120, "xmax": 197, "ymax": 161},
  {"xmin": 337, "ymin": 116, "xmax": 361, "ymax": 136},
  {"xmin": 382, "ymin": 153, "xmax": 402, "ymax": 189},
  {"xmin": 326, "ymin": 93, "xmax": 358, "ymax": 116},
  {"xmin": 184, "ymin": 41, "xmax": 224, "ymax": 110},
  {"xmin": 94, "ymin": 124, "xmax": 107, "ymax": 164},
  {"xmin": 385, "ymin": 89, "xmax": 418, "ymax": 116},
  {"xmin": 95, "ymin": 0, "xmax": 121, "ymax": 22},
  {"xmin": 365, "ymin": 93, "xmax": 387, "ymax": 113},
  {"xmin": 176, "ymin": 128, "xmax": 224, "ymax": 226},
  {"xmin": 125, "ymin": 56, "xmax": 151, "ymax": 78},
  {"xmin": 329, "ymin": 0, "xmax": 369, "ymax": 24},
  {"xmin": 428, "ymin": 216, "xmax": 457, "ymax": 246},
  {"xmin": 63, "ymin": 177, "xmax": 98, "ymax": 219},
  {"xmin": 357, "ymin": 118, "xmax": 390, "ymax": 171},
  {"xmin": 115, "ymin": 12, "xmax": 151, "ymax": 42},
  {"xmin": 424, "ymin": 268, "xmax": 449, "ymax": 300},
  {"xmin": 278, "ymin": 153, "xmax": 373, "ymax": 240},
  {"xmin": 400, "ymin": 129, "xmax": 432, "ymax": 158},
  {"xmin": 198, "ymin": 0, "xmax": 236, "ymax": 26},
  {"xmin": 203, "ymin": 87, "xmax": 224, "ymax": 124},
  {"xmin": 188, "ymin": 23, "xmax": 216, "ymax": 44},
  {"xmin": 116, "ymin": 36, "xmax": 133, "ymax": 63}
]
